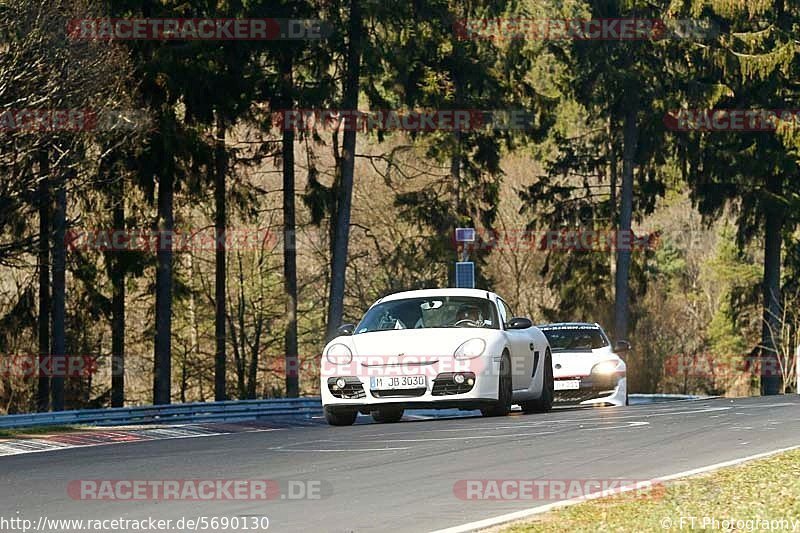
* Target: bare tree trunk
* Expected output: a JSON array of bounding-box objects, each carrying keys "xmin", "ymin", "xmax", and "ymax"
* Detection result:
[
  {"xmin": 608, "ymin": 118, "xmax": 617, "ymax": 217},
  {"xmin": 613, "ymin": 101, "xmax": 638, "ymax": 343},
  {"xmin": 450, "ymin": 130, "xmax": 463, "ymax": 284},
  {"xmin": 111, "ymin": 166, "xmax": 125, "ymax": 407},
  {"xmin": 280, "ymin": 52, "xmax": 299, "ymax": 397},
  {"xmin": 761, "ymin": 173, "xmax": 784, "ymax": 395},
  {"xmin": 214, "ymin": 112, "xmax": 227, "ymax": 401},
  {"xmin": 326, "ymin": 0, "xmax": 362, "ymax": 341},
  {"xmin": 326, "ymin": 131, "xmax": 340, "ymax": 319},
  {"xmin": 37, "ymin": 151, "xmax": 50, "ymax": 412},
  {"xmin": 226, "ymin": 293, "xmax": 244, "ymax": 400},
  {"xmin": 235, "ymin": 253, "xmax": 247, "ymax": 399},
  {"xmin": 607, "ymin": 117, "xmax": 617, "ymax": 281},
  {"xmin": 51, "ymin": 168, "xmax": 68, "ymax": 411},
  {"xmin": 186, "ymin": 251, "xmax": 199, "ymax": 398},
  {"xmin": 450, "ymin": 5, "xmax": 465, "ymax": 229},
  {"xmin": 180, "ymin": 349, "xmax": 188, "ymax": 403},
  {"xmin": 450, "ymin": 64, "xmax": 465, "ymax": 284},
  {"xmin": 247, "ymin": 315, "xmax": 262, "ymax": 399},
  {"xmin": 153, "ymin": 165, "xmax": 174, "ymax": 405},
  {"xmin": 451, "ymin": 131, "xmax": 462, "ymax": 219}
]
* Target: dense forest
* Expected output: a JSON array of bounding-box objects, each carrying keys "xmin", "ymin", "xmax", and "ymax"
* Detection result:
[{"xmin": 0, "ymin": 0, "xmax": 798, "ymax": 413}]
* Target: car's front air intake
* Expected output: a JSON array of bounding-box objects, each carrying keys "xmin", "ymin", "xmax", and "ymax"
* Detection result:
[
  {"xmin": 431, "ymin": 372, "xmax": 476, "ymax": 396},
  {"xmin": 328, "ymin": 377, "xmax": 366, "ymax": 399}
]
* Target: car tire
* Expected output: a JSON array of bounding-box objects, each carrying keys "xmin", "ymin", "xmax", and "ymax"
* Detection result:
[
  {"xmin": 324, "ymin": 406, "xmax": 357, "ymax": 426},
  {"xmin": 522, "ymin": 349, "xmax": 553, "ymax": 414},
  {"xmin": 481, "ymin": 353, "xmax": 512, "ymax": 417},
  {"xmin": 371, "ymin": 408, "xmax": 404, "ymax": 423}
]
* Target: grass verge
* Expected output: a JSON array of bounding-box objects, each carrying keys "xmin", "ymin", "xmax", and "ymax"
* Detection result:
[
  {"xmin": 0, "ymin": 425, "xmax": 84, "ymax": 439},
  {"xmin": 501, "ymin": 448, "xmax": 800, "ymax": 532}
]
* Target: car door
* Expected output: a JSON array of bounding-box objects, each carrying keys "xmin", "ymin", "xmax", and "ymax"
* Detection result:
[{"xmin": 497, "ymin": 298, "xmax": 535, "ymax": 390}]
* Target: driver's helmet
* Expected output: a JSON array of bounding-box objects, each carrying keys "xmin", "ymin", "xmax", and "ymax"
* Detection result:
[{"xmin": 456, "ymin": 305, "xmax": 481, "ymax": 322}]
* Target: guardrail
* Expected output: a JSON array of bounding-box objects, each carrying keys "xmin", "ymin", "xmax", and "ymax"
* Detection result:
[
  {"xmin": 0, "ymin": 398, "xmax": 322, "ymax": 429},
  {"xmin": 0, "ymin": 394, "xmax": 705, "ymax": 430}
]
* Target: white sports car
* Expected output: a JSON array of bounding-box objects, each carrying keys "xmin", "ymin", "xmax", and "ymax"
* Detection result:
[
  {"xmin": 538, "ymin": 322, "xmax": 628, "ymax": 407},
  {"xmin": 321, "ymin": 288, "xmax": 554, "ymax": 425}
]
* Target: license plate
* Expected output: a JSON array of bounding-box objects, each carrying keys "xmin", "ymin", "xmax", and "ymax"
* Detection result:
[
  {"xmin": 555, "ymin": 379, "xmax": 581, "ymax": 391},
  {"xmin": 370, "ymin": 375, "xmax": 427, "ymax": 390}
]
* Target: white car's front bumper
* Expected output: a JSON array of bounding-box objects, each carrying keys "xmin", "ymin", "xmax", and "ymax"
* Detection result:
[
  {"xmin": 554, "ymin": 375, "xmax": 627, "ymax": 407},
  {"xmin": 321, "ymin": 357, "xmax": 501, "ymax": 410}
]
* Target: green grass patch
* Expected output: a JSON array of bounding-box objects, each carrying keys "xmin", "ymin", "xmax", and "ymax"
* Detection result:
[
  {"xmin": 0, "ymin": 425, "xmax": 85, "ymax": 439},
  {"xmin": 502, "ymin": 448, "xmax": 800, "ymax": 533}
]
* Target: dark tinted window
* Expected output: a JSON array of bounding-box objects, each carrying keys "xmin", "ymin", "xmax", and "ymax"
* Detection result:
[
  {"xmin": 541, "ymin": 327, "xmax": 608, "ymax": 351},
  {"xmin": 356, "ymin": 296, "xmax": 499, "ymax": 333}
]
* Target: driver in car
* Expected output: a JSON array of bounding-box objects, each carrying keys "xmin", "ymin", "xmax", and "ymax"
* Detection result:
[{"xmin": 455, "ymin": 305, "xmax": 482, "ymax": 325}]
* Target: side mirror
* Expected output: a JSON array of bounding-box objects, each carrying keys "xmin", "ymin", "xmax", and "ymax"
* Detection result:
[
  {"xmin": 614, "ymin": 340, "xmax": 631, "ymax": 353},
  {"xmin": 507, "ymin": 317, "xmax": 533, "ymax": 330},
  {"xmin": 336, "ymin": 323, "xmax": 355, "ymax": 336}
]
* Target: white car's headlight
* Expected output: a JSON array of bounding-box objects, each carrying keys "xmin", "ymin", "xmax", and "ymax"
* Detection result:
[
  {"xmin": 326, "ymin": 343, "xmax": 353, "ymax": 365},
  {"xmin": 591, "ymin": 360, "xmax": 622, "ymax": 375},
  {"xmin": 454, "ymin": 338, "xmax": 486, "ymax": 360}
]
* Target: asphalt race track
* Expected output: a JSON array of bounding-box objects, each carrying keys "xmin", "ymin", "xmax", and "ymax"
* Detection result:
[{"xmin": 1, "ymin": 396, "xmax": 799, "ymax": 532}]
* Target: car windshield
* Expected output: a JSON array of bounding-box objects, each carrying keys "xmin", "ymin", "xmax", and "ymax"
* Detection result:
[
  {"xmin": 542, "ymin": 326, "xmax": 608, "ymax": 351},
  {"xmin": 355, "ymin": 296, "xmax": 499, "ymax": 333}
]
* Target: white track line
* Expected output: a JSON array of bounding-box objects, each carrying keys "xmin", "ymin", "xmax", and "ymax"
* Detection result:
[
  {"xmin": 331, "ymin": 431, "xmax": 556, "ymax": 443},
  {"xmin": 267, "ymin": 447, "xmax": 412, "ymax": 452},
  {"xmin": 429, "ymin": 444, "xmax": 800, "ymax": 533}
]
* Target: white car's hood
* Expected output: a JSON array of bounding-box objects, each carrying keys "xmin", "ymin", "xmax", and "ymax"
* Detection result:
[
  {"xmin": 346, "ymin": 328, "xmax": 495, "ymax": 359},
  {"xmin": 552, "ymin": 346, "xmax": 622, "ymax": 378}
]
